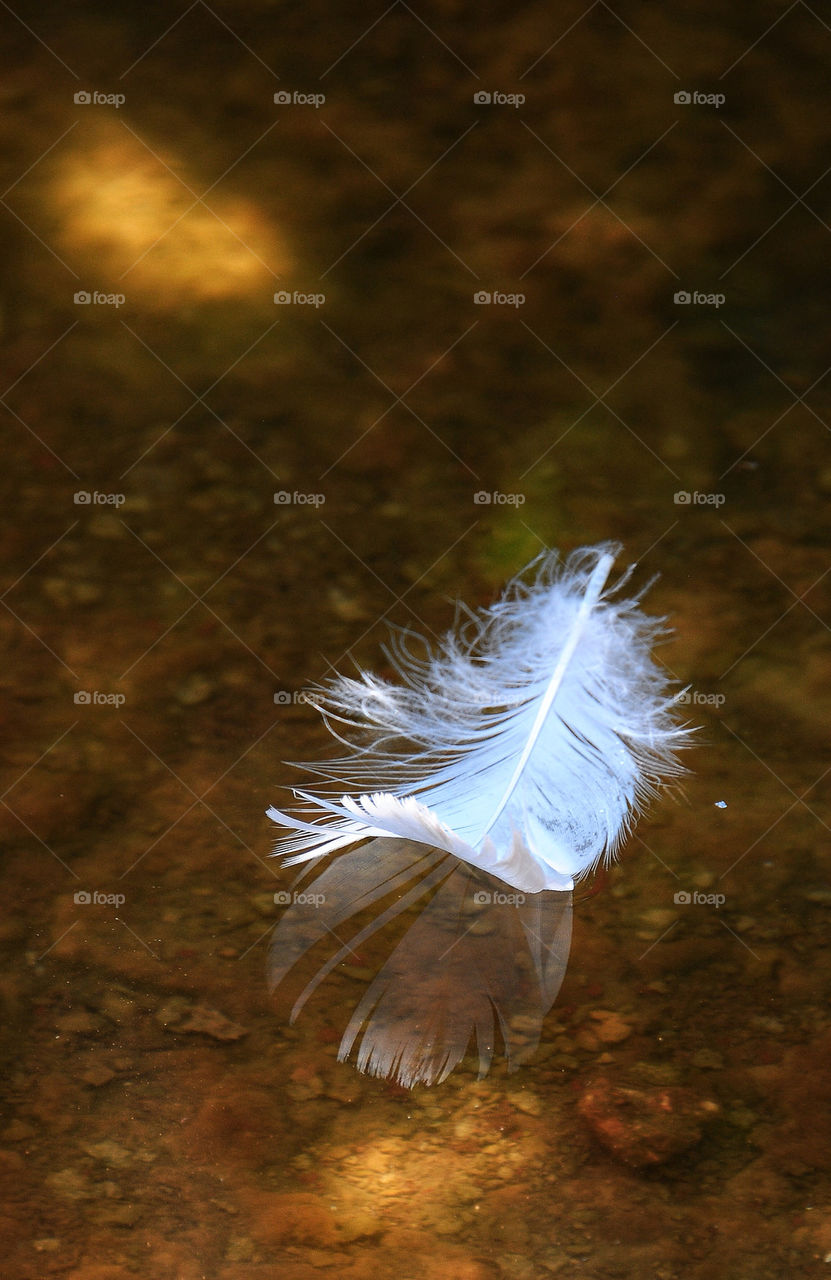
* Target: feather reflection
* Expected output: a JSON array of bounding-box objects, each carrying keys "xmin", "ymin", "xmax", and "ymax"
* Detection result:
[{"xmin": 270, "ymin": 837, "xmax": 572, "ymax": 1088}]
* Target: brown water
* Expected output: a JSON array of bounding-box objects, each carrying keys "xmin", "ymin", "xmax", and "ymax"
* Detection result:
[{"xmin": 2, "ymin": 4, "xmax": 830, "ymax": 1277}]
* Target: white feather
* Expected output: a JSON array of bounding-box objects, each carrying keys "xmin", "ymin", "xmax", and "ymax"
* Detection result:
[
  {"xmin": 267, "ymin": 542, "xmax": 690, "ymax": 893},
  {"xmin": 267, "ymin": 544, "xmax": 692, "ymax": 1085}
]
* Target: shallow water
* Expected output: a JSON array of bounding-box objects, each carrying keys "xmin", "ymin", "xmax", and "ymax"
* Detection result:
[{"xmin": 2, "ymin": 4, "xmax": 830, "ymax": 1278}]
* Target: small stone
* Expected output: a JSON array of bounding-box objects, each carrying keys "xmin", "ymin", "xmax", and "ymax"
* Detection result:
[
  {"xmin": 243, "ymin": 1190, "xmax": 340, "ymax": 1247},
  {"xmin": 98, "ymin": 991, "xmax": 140, "ymax": 1023},
  {"xmin": 327, "ymin": 585, "xmax": 369, "ymax": 621},
  {"xmin": 578, "ymin": 1075, "xmax": 720, "ymax": 1167},
  {"xmin": 72, "ymin": 581, "xmax": 103, "ymax": 604},
  {"xmin": 509, "ymin": 1091, "xmax": 542, "ymax": 1116},
  {"xmin": 340, "ymin": 964, "xmax": 375, "ymax": 982},
  {"xmin": 83, "ymin": 1140, "xmax": 133, "ymax": 1166},
  {"xmin": 803, "ymin": 888, "xmax": 831, "ymax": 905},
  {"xmin": 55, "ymin": 1010, "xmax": 101, "ymax": 1034},
  {"xmin": 692, "ymin": 1048, "xmax": 724, "ymax": 1070},
  {"xmin": 2, "ymin": 1120, "xmax": 35, "ymax": 1141},
  {"xmin": 589, "ymin": 1010, "xmax": 633, "ymax": 1044},
  {"xmin": 88, "ymin": 513, "xmax": 125, "ymax": 538},
  {"xmin": 225, "ymin": 1236, "xmax": 257, "ymax": 1263},
  {"xmin": 167, "ymin": 1003, "xmax": 249, "ymax": 1041},
  {"xmin": 175, "ymin": 673, "xmax": 216, "ymax": 705},
  {"xmin": 41, "ymin": 578, "xmax": 73, "ymax": 606},
  {"xmin": 81, "ymin": 1064, "xmax": 116, "ymax": 1087},
  {"xmin": 33, "ymin": 1238, "xmax": 62, "ymax": 1253},
  {"xmin": 454, "ymin": 1115, "xmax": 476, "ymax": 1139},
  {"xmin": 95, "ymin": 1202, "xmax": 141, "ymax": 1227},
  {"xmin": 47, "ymin": 1168, "xmax": 90, "ymax": 1200},
  {"xmin": 638, "ymin": 908, "xmax": 679, "ymax": 930}
]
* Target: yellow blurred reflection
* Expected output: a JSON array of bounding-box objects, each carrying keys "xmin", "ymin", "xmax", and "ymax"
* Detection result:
[{"xmin": 54, "ymin": 122, "xmax": 289, "ymax": 303}]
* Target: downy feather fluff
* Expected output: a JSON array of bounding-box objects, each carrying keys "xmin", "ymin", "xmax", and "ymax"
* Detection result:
[{"xmin": 268, "ymin": 543, "xmax": 691, "ymax": 1086}]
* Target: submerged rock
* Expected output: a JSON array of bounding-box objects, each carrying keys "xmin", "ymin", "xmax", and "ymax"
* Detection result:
[{"xmin": 578, "ymin": 1075, "xmax": 720, "ymax": 1167}]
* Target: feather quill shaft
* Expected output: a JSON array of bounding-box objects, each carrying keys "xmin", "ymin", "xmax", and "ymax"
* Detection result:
[{"xmin": 480, "ymin": 549, "xmax": 614, "ymax": 839}]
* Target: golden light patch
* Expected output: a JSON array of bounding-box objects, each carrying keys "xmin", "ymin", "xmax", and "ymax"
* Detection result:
[{"xmin": 53, "ymin": 123, "xmax": 289, "ymax": 303}]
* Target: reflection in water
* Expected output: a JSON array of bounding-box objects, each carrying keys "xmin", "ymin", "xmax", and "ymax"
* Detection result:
[{"xmin": 270, "ymin": 837, "xmax": 573, "ymax": 1085}]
